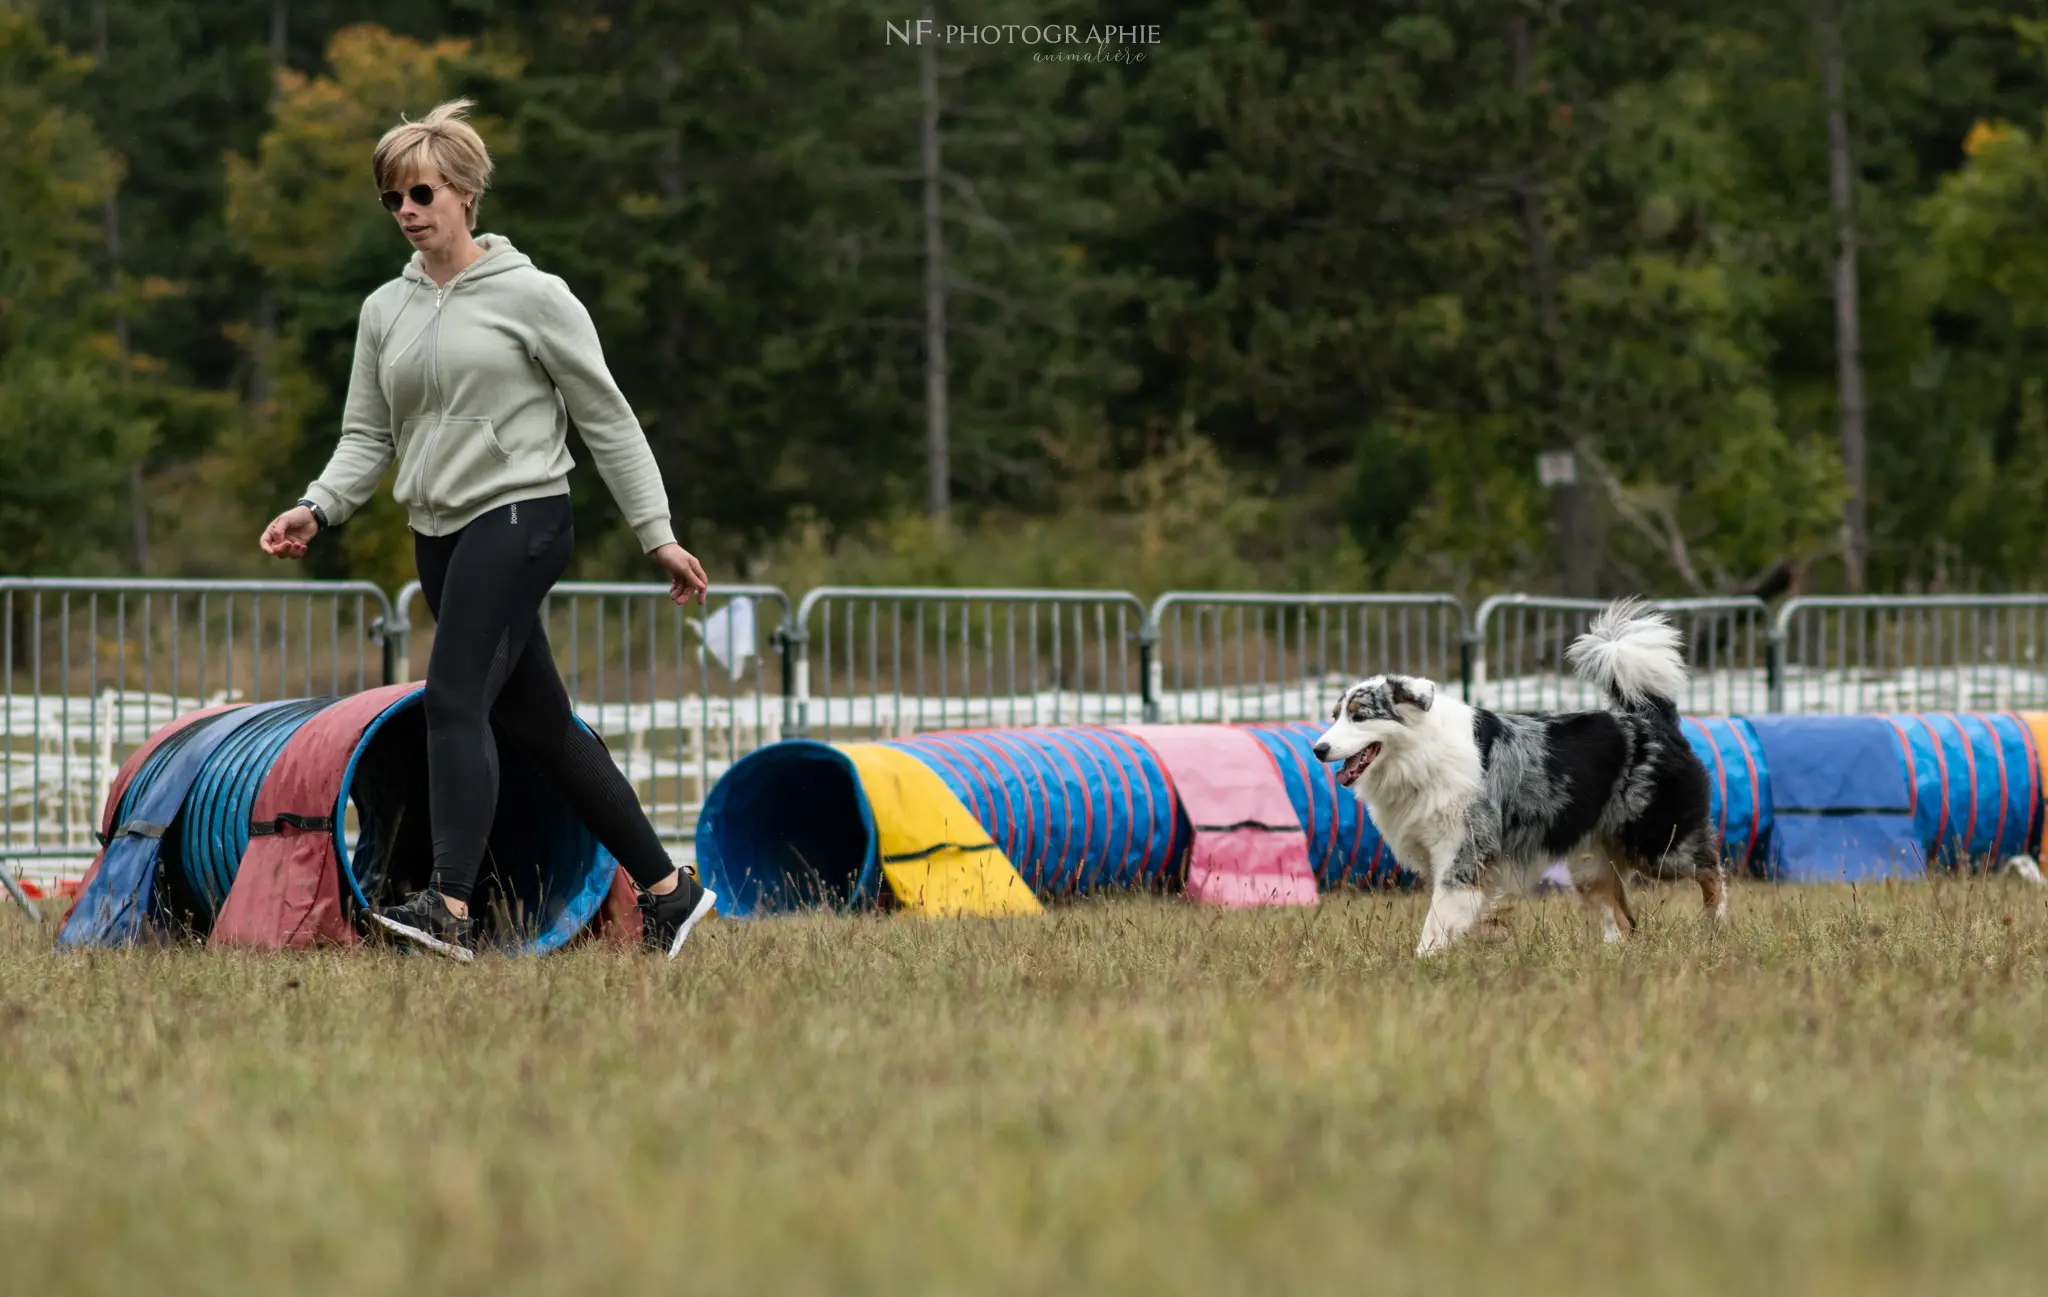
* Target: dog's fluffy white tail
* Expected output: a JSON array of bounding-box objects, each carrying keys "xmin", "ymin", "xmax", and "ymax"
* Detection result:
[{"xmin": 1564, "ymin": 597, "xmax": 1688, "ymax": 710}]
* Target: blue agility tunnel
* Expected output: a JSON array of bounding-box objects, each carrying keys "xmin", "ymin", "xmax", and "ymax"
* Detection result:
[
  {"xmin": 695, "ymin": 730, "xmax": 1191, "ymax": 917},
  {"xmin": 886, "ymin": 728, "xmax": 1189, "ymax": 895},
  {"xmin": 690, "ymin": 739, "xmax": 885, "ymax": 916},
  {"xmin": 1889, "ymin": 712, "xmax": 2038, "ymax": 870},
  {"xmin": 1744, "ymin": 713, "xmax": 2041, "ymax": 882},
  {"xmin": 1679, "ymin": 716, "xmax": 1774, "ymax": 877},
  {"xmin": 318, "ymin": 689, "xmax": 618, "ymax": 953}
]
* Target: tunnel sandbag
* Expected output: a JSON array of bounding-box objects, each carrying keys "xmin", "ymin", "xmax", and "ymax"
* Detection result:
[
  {"xmin": 1888, "ymin": 712, "xmax": 2039, "ymax": 869},
  {"xmin": 213, "ymin": 684, "xmax": 619, "ymax": 954},
  {"xmin": 58, "ymin": 701, "xmax": 310, "ymax": 948},
  {"xmin": 1744, "ymin": 715, "xmax": 1919, "ymax": 882},
  {"xmin": 213, "ymin": 684, "xmax": 416, "ymax": 949},
  {"xmin": 1245, "ymin": 722, "xmax": 1410, "ymax": 889},
  {"xmin": 886, "ymin": 728, "xmax": 1190, "ymax": 894},
  {"xmin": 1679, "ymin": 716, "xmax": 1774, "ymax": 877},
  {"xmin": 1114, "ymin": 724, "xmax": 1317, "ymax": 908},
  {"xmin": 841, "ymin": 745, "xmax": 1039, "ymax": 917},
  {"xmin": 169, "ymin": 696, "xmax": 339, "ymax": 931}
]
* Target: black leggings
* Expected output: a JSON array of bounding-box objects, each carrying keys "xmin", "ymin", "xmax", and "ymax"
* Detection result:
[{"xmin": 413, "ymin": 496, "xmax": 675, "ymax": 904}]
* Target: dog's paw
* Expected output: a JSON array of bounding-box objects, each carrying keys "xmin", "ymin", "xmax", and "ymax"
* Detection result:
[
  {"xmin": 1415, "ymin": 922, "xmax": 1449, "ymax": 957},
  {"xmin": 1415, "ymin": 886, "xmax": 1484, "ymax": 956}
]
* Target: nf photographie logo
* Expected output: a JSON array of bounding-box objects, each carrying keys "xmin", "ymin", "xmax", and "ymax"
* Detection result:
[{"xmin": 885, "ymin": 19, "xmax": 1163, "ymax": 62}]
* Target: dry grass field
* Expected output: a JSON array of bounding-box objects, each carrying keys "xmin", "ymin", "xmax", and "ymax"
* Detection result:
[{"xmin": 5, "ymin": 879, "xmax": 2048, "ymax": 1295}]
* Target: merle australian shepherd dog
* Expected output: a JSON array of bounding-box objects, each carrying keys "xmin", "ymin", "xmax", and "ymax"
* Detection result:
[{"xmin": 1313, "ymin": 598, "xmax": 1725, "ymax": 955}]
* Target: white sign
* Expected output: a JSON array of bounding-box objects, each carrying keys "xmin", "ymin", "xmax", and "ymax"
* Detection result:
[
  {"xmin": 696, "ymin": 598, "xmax": 756, "ymax": 677},
  {"xmin": 1537, "ymin": 450, "xmax": 1578, "ymax": 487}
]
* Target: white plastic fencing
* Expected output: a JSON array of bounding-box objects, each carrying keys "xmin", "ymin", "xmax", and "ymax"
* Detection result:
[{"xmin": 12, "ymin": 581, "xmax": 2048, "ymax": 897}]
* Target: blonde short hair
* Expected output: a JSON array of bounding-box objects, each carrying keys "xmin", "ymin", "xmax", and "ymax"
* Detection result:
[{"xmin": 372, "ymin": 98, "xmax": 493, "ymax": 230}]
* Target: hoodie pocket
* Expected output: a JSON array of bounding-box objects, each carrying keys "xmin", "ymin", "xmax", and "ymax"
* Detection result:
[{"xmin": 393, "ymin": 416, "xmax": 512, "ymax": 514}]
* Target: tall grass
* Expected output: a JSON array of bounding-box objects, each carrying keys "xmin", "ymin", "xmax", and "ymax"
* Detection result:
[{"xmin": 5, "ymin": 880, "xmax": 2048, "ymax": 1294}]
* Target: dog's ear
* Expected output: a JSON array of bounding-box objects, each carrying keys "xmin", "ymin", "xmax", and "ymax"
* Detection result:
[{"xmin": 1387, "ymin": 675, "xmax": 1435, "ymax": 714}]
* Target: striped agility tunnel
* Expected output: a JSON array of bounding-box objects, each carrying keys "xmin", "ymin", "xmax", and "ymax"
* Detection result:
[
  {"xmin": 1750, "ymin": 712, "xmax": 2041, "ymax": 882},
  {"xmin": 697, "ymin": 712, "xmax": 2048, "ymax": 917},
  {"xmin": 696, "ymin": 723, "xmax": 1369, "ymax": 918},
  {"xmin": 56, "ymin": 684, "xmax": 641, "ymax": 952}
]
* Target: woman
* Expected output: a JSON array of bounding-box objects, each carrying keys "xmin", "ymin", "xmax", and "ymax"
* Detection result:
[{"xmin": 259, "ymin": 99, "xmax": 717, "ymax": 961}]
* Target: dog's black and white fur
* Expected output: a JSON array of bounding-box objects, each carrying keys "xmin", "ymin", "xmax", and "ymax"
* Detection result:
[{"xmin": 1313, "ymin": 598, "xmax": 1725, "ymax": 955}]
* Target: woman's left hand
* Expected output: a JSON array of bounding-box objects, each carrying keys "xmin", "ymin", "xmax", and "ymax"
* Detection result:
[{"xmin": 651, "ymin": 542, "xmax": 710, "ymax": 606}]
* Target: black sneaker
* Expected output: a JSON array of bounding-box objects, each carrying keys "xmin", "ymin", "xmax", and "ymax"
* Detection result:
[
  {"xmin": 638, "ymin": 868, "xmax": 718, "ymax": 958},
  {"xmin": 370, "ymin": 889, "xmax": 478, "ymax": 963}
]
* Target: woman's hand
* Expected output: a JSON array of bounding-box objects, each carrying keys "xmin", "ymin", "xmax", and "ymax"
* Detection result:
[
  {"xmin": 260, "ymin": 506, "xmax": 319, "ymax": 560},
  {"xmin": 651, "ymin": 542, "xmax": 710, "ymax": 606}
]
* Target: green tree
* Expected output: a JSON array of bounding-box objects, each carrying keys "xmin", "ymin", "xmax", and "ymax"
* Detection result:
[
  {"xmin": 1914, "ymin": 49, "xmax": 2048, "ymax": 586},
  {"xmin": 0, "ymin": 7, "xmax": 158, "ymax": 575},
  {"xmin": 28, "ymin": 0, "xmax": 2048, "ymax": 598},
  {"xmin": 461, "ymin": 0, "xmax": 1147, "ymax": 575}
]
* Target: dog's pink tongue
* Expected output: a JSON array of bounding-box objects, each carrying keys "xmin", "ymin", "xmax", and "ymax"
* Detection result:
[{"xmin": 1338, "ymin": 749, "xmax": 1372, "ymax": 787}]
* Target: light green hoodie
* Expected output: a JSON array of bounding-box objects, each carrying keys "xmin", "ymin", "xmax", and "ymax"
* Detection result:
[{"xmin": 303, "ymin": 234, "xmax": 676, "ymax": 552}]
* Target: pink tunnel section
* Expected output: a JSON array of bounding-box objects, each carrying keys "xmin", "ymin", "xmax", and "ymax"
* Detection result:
[{"xmin": 1116, "ymin": 724, "xmax": 1318, "ymax": 908}]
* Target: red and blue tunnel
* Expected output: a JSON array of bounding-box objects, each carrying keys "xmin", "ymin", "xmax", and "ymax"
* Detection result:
[{"xmin": 57, "ymin": 684, "xmax": 637, "ymax": 952}]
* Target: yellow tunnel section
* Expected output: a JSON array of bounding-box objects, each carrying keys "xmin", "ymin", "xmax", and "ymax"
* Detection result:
[{"xmin": 840, "ymin": 744, "xmax": 1043, "ymax": 917}]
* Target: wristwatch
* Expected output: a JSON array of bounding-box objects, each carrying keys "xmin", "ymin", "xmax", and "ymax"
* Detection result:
[{"xmin": 295, "ymin": 498, "xmax": 329, "ymax": 532}]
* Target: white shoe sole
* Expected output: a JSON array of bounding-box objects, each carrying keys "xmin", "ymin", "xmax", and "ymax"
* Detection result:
[
  {"xmin": 370, "ymin": 912, "xmax": 477, "ymax": 963},
  {"xmin": 665, "ymin": 887, "xmax": 718, "ymax": 959}
]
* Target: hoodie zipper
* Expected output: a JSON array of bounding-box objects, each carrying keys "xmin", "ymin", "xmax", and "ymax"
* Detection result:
[
  {"xmin": 418, "ymin": 255, "xmax": 489, "ymax": 533},
  {"xmin": 426, "ymin": 283, "xmax": 447, "ymax": 531}
]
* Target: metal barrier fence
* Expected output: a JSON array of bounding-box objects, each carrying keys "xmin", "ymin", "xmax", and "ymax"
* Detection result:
[
  {"xmin": 1, "ymin": 577, "xmax": 395, "ymax": 864},
  {"xmin": 1143, "ymin": 592, "xmax": 1467, "ymax": 723},
  {"xmin": 14, "ymin": 576, "xmax": 2048, "ymax": 872},
  {"xmin": 1469, "ymin": 595, "xmax": 1773, "ymax": 714},
  {"xmin": 390, "ymin": 580, "xmax": 791, "ymax": 844},
  {"xmin": 1768, "ymin": 595, "xmax": 2048, "ymax": 713},
  {"xmin": 786, "ymin": 587, "xmax": 1150, "ymax": 741}
]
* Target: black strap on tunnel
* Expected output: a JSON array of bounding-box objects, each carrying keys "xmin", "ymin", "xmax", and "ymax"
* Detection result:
[
  {"xmin": 881, "ymin": 841, "xmax": 1001, "ymax": 865},
  {"xmin": 248, "ymin": 812, "xmax": 335, "ymax": 836},
  {"xmin": 113, "ymin": 819, "xmax": 171, "ymax": 840}
]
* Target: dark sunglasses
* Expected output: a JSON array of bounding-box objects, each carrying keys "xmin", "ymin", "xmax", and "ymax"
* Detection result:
[{"xmin": 379, "ymin": 182, "xmax": 452, "ymax": 213}]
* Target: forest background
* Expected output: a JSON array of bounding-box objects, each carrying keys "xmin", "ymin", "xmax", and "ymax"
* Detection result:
[{"xmin": 12, "ymin": 0, "xmax": 2048, "ymax": 605}]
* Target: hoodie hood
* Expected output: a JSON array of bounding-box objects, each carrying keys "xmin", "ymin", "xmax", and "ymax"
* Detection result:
[{"xmin": 399, "ymin": 233, "xmax": 533, "ymax": 286}]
